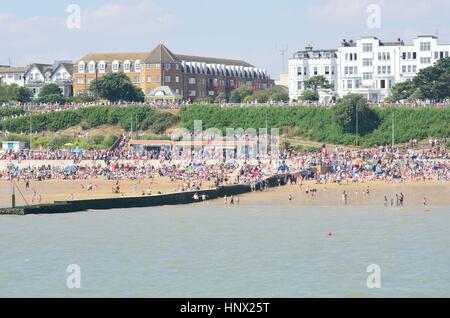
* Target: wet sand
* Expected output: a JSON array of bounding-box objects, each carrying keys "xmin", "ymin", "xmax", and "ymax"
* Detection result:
[{"xmin": 217, "ymin": 180, "xmax": 450, "ymax": 208}]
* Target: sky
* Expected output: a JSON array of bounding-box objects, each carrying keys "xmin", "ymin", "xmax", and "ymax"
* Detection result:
[{"xmin": 1, "ymin": 0, "xmax": 449, "ymax": 79}]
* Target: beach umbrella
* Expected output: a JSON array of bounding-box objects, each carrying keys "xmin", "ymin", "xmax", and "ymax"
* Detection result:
[{"xmin": 64, "ymin": 143, "xmax": 74, "ymax": 147}]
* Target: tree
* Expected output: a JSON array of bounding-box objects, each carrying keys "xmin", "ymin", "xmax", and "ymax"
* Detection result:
[
  {"xmin": 39, "ymin": 83, "xmax": 62, "ymax": 98},
  {"xmin": 229, "ymin": 86, "xmax": 253, "ymax": 103},
  {"xmin": 301, "ymin": 90, "xmax": 319, "ymax": 101},
  {"xmin": 214, "ymin": 92, "xmax": 227, "ymax": 103},
  {"xmin": 0, "ymin": 84, "xmax": 32, "ymax": 103},
  {"xmin": 16, "ymin": 87, "xmax": 33, "ymax": 103},
  {"xmin": 390, "ymin": 80, "xmax": 416, "ymax": 101},
  {"xmin": 304, "ymin": 75, "xmax": 331, "ymax": 90},
  {"xmin": 413, "ymin": 57, "xmax": 450, "ymax": 100},
  {"xmin": 333, "ymin": 94, "xmax": 380, "ymax": 135},
  {"xmin": 408, "ymin": 88, "xmax": 424, "ymax": 101},
  {"xmin": 89, "ymin": 73, "xmax": 145, "ymax": 103}
]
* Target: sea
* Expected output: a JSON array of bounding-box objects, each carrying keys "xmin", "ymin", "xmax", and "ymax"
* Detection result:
[{"xmin": 1, "ymin": 186, "xmax": 449, "ymax": 298}]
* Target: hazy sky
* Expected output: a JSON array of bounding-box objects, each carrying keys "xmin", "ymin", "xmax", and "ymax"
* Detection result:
[{"xmin": 1, "ymin": 0, "xmax": 449, "ymax": 78}]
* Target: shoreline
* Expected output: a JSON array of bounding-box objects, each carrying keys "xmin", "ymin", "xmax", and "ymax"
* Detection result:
[{"xmin": 1, "ymin": 176, "xmax": 449, "ymax": 213}]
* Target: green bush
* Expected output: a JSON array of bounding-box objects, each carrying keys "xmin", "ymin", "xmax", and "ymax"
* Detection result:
[{"xmin": 180, "ymin": 104, "xmax": 450, "ymax": 147}]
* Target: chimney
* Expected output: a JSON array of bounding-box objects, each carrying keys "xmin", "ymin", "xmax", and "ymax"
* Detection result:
[{"xmin": 305, "ymin": 44, "xmax": 313, "ymax": 52}]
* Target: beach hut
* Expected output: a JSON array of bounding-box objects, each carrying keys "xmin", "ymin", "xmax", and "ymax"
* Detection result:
[{"xmin": 1, "ymin": 141, "xmax": 25, "ymax": 151}]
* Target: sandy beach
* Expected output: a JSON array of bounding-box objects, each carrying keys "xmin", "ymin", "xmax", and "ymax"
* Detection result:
[
  {"xmin": 1, "ymin": 177, "xmax": 449, "ymax": 209},
  {"xmin": 0, "ymin": 177, "xmax": 215, "ymax": 208}
]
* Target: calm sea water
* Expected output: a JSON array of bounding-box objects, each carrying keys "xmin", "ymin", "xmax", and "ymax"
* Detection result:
[{"xmin": 1, "ymin": 188, "xmax": 450, "ymax": 298}]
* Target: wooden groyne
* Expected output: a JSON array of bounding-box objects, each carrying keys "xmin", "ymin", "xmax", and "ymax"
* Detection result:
[{"xmin": 0, "ymin": 173, "xmax": 294, "ymax": 216}]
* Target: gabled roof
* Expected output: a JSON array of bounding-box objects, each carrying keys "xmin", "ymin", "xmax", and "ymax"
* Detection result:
[
  {"xmin": 24, "ymin": 63, "xmax": 52, "ymax": 77},
  {"xmin": 144, "ymin": 43, "xmax": 181, "ymax": 64},
  {"xmin": 51, "ymin": 62, "xmax": 73, "ymax": 76}
]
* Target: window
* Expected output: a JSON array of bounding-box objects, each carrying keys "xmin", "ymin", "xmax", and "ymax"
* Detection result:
[
  {"xmin": 434, "ymin": 52, "xmax": 439, "ymax": 59},
  {"xmin": 420, "ymin": 42, "xmax": 431, "ymax": 51},
  {"xmin": 378, "ymin": 52, "xmax": 391, "ymax": 61},
  {"xmin": 112, "ymin": 61, "xmax": 119, "ymax": 72},
  {"xmin": 314, "ymin": 67, "xmax": 318, "ymax": 75},
  {"xmin": 347, "ymin": 80, "xmax": 353, "ymax": 89},
  {"xmin": 135, "ymin": 61, "xmax": 141, "ymax": 72},
  {"xmin": 123, "ymin": 61, "xmax": 131, "ymax": 72},
  {"xmin": 98, "ymin": 62, "xmax": 106, "ymax": 73},
  {"xmin": 78, "ymin": 62, "xmax": 85, "ymax": 73},
  {"xmin": 76, "ymin": 78, "xmax": 85, "ymax": 84},
  {"xmin": 188, "ymin": 77, "xmax": 196, "ymax": 84},
  {"xmin": 147, "ymin": 76, "xmax": 152, "ymax": 82},
  {"xmin": 380, "ymin": 80, "xmax": 386, "ymax": 89},
  {"xmin": 156, "ymin": 76, "xmax": 161, "ymax": 82},
  {"xmin": 402, "ymin": 65, "xmax": 407, "ymax": 73},
  {"xmin": 325, "ymin": 66, "xmax": 330, "ymax": 75},
  {"xmin": 363, "ymin": 58, "xmax": 373, "ymax": 66},
  {"xmin": 363, "ymin": 73, "xmax": 372, "ymax": 80},
  {"xmin": 296, "ymin": 81, "xmax": 302, "ymax": 91},
  {"xmin": 420, "ymin": 57, "xmax": 431, "ymax": 64},
  {"xmin": 363, "ymin": 43, "xmax": 373, "ymax": 52},
  {"xmin": 413, "ymin": 52, "xmax": 417, "ymax": 59},
  {"xmin": 164, "ymin": 75, "xmax": 171, "ymax": 83},
  {"xmin": 175, "ymin": 64, "xmax": 180, "ymax": 71},
  {"xmin": 188, "ymin": 90, "xmax": 196, "ymax": 97},
  {"xmin": 297, "ymin": 67, "xmax": 303, "ymax": 75},
  {"xmin": 413, "ymin": 65, "xmax": 417, "ymax": 73},
  {"xmin": 88, "ymin": 62, "xmax": 96, "ymax": 73},
  {"xmin": 402, "ymin": 52, "xmax": 407, "ymax": 60},
  {"xmin": 175, "ymin": 76, "xmax": 180, "ymax": 83},
  {"xmin": 208, "ymin": 91, "xmax": 215, "ymax": 96},
  {"xmin": 164, "ymin": 63, "xmax": 171, "ymax": 71},
  {"xmin": 155, "ymin": 64, "xmax": 161, "ymax": 69},
  {"xmin": 408, "ymin": 65, "xmax": 412, "ymax": 73}
]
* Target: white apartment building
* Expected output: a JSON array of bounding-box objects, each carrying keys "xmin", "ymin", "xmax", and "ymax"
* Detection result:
[
  {"xmin": 289, "ymin": 35, "xmax": 450, "ymax": 102},
  {"xmin": 0, "ymin": 66, "xmax": 28, "ymax": 86},
  {"xmin": 289, "ymin": 45, "xmax": 338, "ymax": 102},
  {"xmin": 24, "ymin": 61, "xmax": 73, "ymax": 98}
]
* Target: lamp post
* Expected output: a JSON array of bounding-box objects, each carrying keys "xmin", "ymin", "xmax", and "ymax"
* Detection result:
[{"xmin": 355, "ymin": 103, "xmax": 359, "ymax": 147}]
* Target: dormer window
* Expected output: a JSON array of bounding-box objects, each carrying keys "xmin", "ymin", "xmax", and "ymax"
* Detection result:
[
  {"xmin": 78, "ymin": 61, "xmax": 85, "ymax": 73},
  {"xmin": 124, "ymin": 60, "xmax": 131, "ymax": 72},
  {"xmin": 88, "ymin": 61, "xmax": 96, "ymax": 73},
  {"xmin": 98, "ymin": 61, "xmax": 106, "ymax": 73},
  {"xmin": 135, "ymin": 60, "xmax": 141, "ymax": 72},
  {"xmin": 112, "ymin": 61, "xmax": 120, "ymax": 72}
]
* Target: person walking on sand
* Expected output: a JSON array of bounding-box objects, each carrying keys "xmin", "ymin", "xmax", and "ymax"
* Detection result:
[
  {"xmin": 423, "ymin": 197, "xmax": 428, "ymax": 207},
  {"xmin": 224, "ymin": 195, "xmax": 228, "ymax": 205},
  {"xmin": 289, "ymin": 194, "xmax": 293, "ymax": 201},
  {"xmin": 384, "ymin": 196, "xmax": 388, "ymax": 207}
]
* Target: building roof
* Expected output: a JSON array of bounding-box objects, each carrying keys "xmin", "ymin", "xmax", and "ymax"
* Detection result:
[
  {"xmin": 24, "ymin": 63, "xmax": 52, "ymax": 77},
  {"xmin": 128, "ymin": 140, "xmax": 173, "ymax": 146},
  {"xmin": 143, "ymin": 43, "xmax": 181, "ymax": 64},
  {"xmin": 176, "ymin": 54, "xmax": 253, "ymax": 67},
  {"xmin": 76, "ymin": 52, "xmax": 149, "ymax": 64},
  {"xmin": 0, "ymin": 66, "xmax": 28, "ymax": 74},
  {"xmin": 76, "ymin": 43, "xmax": 254, "ymax": 67}
]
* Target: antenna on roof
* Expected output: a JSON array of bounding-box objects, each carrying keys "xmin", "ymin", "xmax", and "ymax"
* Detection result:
[
  {"xmin": 435, "ymin": 29, "xmax": 439, "ymax": 38},
  {"xmin": 279, "ymin": 44, "xmax": 288, "ymax": 74}
]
